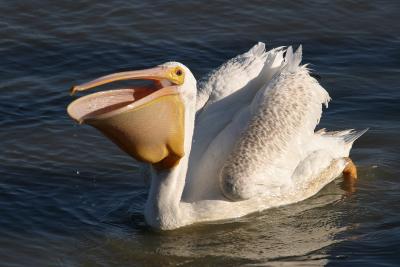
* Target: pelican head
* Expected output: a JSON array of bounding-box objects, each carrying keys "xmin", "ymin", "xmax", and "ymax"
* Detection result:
[{"xmin": 67, "ymin": 62, "xmax": 197, "ymax": 170}]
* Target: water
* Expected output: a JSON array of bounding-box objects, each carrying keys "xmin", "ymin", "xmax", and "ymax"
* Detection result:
[{"xmin": 1, "ymin": 0, "xmax": 399, "ymax": 266}]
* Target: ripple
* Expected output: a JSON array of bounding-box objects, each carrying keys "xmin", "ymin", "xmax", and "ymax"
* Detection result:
[{"xmin": 1, "ymin": 0, "xmax": 399, "ymax": 266}]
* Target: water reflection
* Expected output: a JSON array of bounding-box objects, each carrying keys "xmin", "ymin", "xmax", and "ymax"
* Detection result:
[{"xmin": 75, "ymin": 179, "xmax": 353, "ymax": 266}]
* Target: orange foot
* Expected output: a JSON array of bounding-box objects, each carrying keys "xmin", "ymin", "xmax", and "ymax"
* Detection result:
[
  {"xmin": 343, "ymin": 157, "xmax": 357, "ymax": 180},
  {"xmin": 341, "ymin": 157, "xmax": 358, "ymax": 196}
]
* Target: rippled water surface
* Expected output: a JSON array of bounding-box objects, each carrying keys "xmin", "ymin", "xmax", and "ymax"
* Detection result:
[{"xmin": 1, "ymin": 1, "xmax": 400, "ymax": 266}]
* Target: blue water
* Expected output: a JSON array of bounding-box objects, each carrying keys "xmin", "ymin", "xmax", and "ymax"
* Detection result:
[{"xmin": 1, "ymin": 1, "xmax": 399, "ymax": 266}]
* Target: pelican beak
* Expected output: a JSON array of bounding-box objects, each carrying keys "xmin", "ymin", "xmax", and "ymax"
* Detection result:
[{"xmin": 67, "ymin": 65, "xmax": 186, "ymax": 169}]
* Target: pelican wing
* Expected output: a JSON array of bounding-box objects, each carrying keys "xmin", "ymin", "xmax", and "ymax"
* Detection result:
[
  {"xmin": 198, "ymin": 42, "xmax": 265, "ymax": 111},
  {"xmin": 192, "ymin": 43, "xmax": 285, "ymax": 159},
  {"xmin": 218, "ymin": 46, "xmax": 334, "ymax": 199},
  {"xmin": 184, "ymin": 43, "xmax": 285, "ymax": 201},
  {"xmin": 196, "ymin": 42, "xmax": 284, "ymax": 113},
  {"xmin": 185, "ymin": 44, "xmax": 361, "ymax": 203}
]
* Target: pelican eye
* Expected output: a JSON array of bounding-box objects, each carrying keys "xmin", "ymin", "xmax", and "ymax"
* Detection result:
[
  {"xmin": 175, "ymin": 69, "xmax": 183, "ymax": 76},
  {"xmin": 170, "ymin": 67, "xmax": 184, "ymax": 85}
]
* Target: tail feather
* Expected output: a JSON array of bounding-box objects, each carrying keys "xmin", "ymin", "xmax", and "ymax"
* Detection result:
[
  {"xmin": 317, "ymin": 128, "xmax": 368, "ymax": 146},
  {"xmin": 317, "ymin": 128, "xmax": 354, "ymax": 137},
  {"xmin": 343, "ymin": 128, "xmax": 369, "ymax": 144}
]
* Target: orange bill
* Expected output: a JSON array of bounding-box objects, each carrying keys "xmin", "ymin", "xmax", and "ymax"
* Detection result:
[{"xmin": 67, "ymin": 65, "xmax": 186, "ymax": 169}]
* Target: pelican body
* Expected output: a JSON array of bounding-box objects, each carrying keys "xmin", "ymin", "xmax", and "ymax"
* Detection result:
[{"xmin": 68, "ymin": 43, "xmax": 366, "ymax": 230}]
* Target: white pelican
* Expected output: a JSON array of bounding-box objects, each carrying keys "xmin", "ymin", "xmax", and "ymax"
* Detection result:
[{"xmin": 67, "ymin": 43, "xmax": 366, "ymax": 230}]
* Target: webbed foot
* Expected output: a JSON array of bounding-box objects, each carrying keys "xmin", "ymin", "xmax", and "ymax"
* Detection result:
[{"xmin": 343, "ymin": 157, "xmax": 357, "ymax": 180}]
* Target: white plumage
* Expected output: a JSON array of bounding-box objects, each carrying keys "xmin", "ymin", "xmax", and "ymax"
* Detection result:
[
  {"xmin": 71, "ymin": 42, "xmax": 366, "ymax": 230},
  {"xmin": 171, "ymin": 42, "xmax": 365, "ymax": 229}
]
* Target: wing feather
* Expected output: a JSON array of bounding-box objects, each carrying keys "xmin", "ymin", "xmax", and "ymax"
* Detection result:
[
  {"xmin": 196, "ymin": 42, "xmax": 285, "ymax": 112},
  {"xmin": 196, "ymin": 42, "xmax": 267, "ymax": 111},
  {"xmin": 184, "ymin": 43, "xmax": 285, "ymax": 201},
  {"xmin": 219, "ymin": 45, "xmax": 333, "ymax": 200}
]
